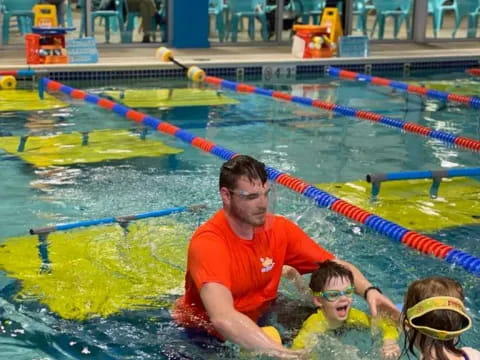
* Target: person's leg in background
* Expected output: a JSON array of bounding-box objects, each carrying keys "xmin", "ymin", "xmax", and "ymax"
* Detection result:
[
  {"xmin": 266, "ymin": 0, "xmax": 276, "ymax": 39},
  {"xmin": 56, "ymin": 0, "xmax": 66, "ymax": 27},
  {"xmin": 127, "ymin": 0, "xmax": 159, "ymax": 42},
  {"xmin": 265, "ymin": 0, "xmax": 295, "ymax": 40}
]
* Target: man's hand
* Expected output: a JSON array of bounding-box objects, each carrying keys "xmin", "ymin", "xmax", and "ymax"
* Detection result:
[
  {"xmin": 282, "ymin": 265, "xmax": 310, "ymax": 297},
  {"xmin": 282, "ymin": 265, "xmax": 299, "ymax": 281},
  {"xmin": 380, "ymin": 339, "xmax": 401, "ymax": 359},
  {"xmin": 366, "ymin": 289, "xmax": 400, "ymax": 320},
  {"xmin": 333, "ymin": 260, "xmax": 400, "ymax": 320}
]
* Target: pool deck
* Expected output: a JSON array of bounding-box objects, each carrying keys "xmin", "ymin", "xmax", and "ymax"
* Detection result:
[{"xmin": 1, "ymin": 41, "xmax": 480, "ymax": 71}]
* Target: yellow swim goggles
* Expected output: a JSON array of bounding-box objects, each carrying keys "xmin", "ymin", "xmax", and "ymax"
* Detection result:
[{"xmin": 406, "ymin": 296, "xmax": 472, "ymax": 341}]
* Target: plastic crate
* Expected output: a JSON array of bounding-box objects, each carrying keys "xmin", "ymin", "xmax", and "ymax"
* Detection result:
[{"xmin": 338, "ymin": 36, "xmax": 369, "ymax": 58}]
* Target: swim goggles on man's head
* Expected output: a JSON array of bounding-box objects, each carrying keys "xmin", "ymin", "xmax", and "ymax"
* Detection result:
[
  {"xmin": 406, "ymin": 296, "xmax": 472, "ymax": 341},
  {"xmin": 228, "ymin": 188, "xmax": 271, "ymax": 201},
  {"xmin": 311, "ymin": 286, "xmax": 355, "ymax": 302}
]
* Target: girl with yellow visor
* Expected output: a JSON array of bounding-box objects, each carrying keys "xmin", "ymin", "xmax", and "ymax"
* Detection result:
[{"xmin": 402, "ymin": 276, "xmax": 479, "ymax": 360}]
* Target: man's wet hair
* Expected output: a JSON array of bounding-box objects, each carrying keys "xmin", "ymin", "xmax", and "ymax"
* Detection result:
[
  {"xmin": 219, "ymin": 155, "xmax": 267, "ymax": 190},
  {"xmin": 309, "ymin": 260, "xmax": 354, "ymax": 293}
]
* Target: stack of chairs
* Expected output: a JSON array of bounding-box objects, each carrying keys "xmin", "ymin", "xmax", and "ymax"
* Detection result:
[
  {"xmin": 370, "ymin": 0, "xmax": 411, "ymax": 39},
  {"xmin": 228, "ymin": 0, "xmax": 269, "ymax": 42},
  {"xmin": 428, "ymin": 0, "xmax": 455, "ymax": 38}
]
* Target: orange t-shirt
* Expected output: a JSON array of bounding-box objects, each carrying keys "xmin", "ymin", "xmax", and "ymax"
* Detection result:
[{"xmin": 173, "ymin": 209, "xmax": 334, "ymax": 336}]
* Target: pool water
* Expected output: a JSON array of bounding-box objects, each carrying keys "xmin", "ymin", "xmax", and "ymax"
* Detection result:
[{"xmin": 0, "ymin": 71, "xmax": 479, "ymax": 359}]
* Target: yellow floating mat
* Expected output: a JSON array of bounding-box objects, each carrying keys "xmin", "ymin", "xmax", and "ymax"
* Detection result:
[
  {"xmin": 104, "ymin": 88, "xmax": 239, "ymax": 108},
  {"xmin": 0, "ymin": 129, "xmax": 183, "ymax": 167},
  {"xmin": 317, "ymin": 177, "xmax": 480, "ymax": 232},
  {"xmin": 412, "ymin": 80, "xmax": 480, "ymax": 97},
  {"xmin": 0, "ymin": 220, "xmax": 189, "ymax": 320},
  {"xmin": 0, "ymin": 90, "xmax": 67, "ymax": 111}
]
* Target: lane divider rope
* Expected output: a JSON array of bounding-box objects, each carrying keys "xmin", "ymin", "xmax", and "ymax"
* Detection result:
[
  {"xmin": 328, "ymin": 66, "xmax": 480, "ymax": 110},
  {"xmin": 203, "ymin": 73, "xmax": 480, "ymax": 153}
]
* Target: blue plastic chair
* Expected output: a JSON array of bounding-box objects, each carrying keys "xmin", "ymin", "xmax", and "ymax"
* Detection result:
[
  {"xmin": 452, "ymin": 0, "xmax": 480, "ymax": 38},
  {"xmin": 353, "ymin": 0, "xmax": 368, "ymax": 35},
  {"xmin": 208, "ymin": 0, "xmax": 226, "ymax": 41},
  {"xmin": 370, "ymin": 0, "xmax": 411, "ymax": 40},
  {"xmin": 80, "ymin": 0, "xmax": 124, "ymax": 43},
  {"xmin": 428, "ymin": 0, "xmax": 456, "ymax": 37},
  {"xmin": 65, "ymin": 0, "xmax": 74, "ymax": 27},
  {"xmin": 298, "ymin": 0, "xmax": 324, "ymax": 24},
  {"xmin": 227, "ymin": 0, "xmax": 269, "ymax": 42},
  {"xmin": 1, "ymin": 0, "xmax": 36, "ymax": 44},
  {"xmin": 92, "ymin": 0, "xmax": 125, "ymax": 42}
]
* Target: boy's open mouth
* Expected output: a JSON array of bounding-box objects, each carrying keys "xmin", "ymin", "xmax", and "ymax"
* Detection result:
[{"xmin": 336, "ymin": 305, "xmax": 349, "ymax": 317}]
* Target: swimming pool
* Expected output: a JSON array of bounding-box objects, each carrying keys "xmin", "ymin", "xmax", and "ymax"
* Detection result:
[{"xmin": 0, "ymin": 69, "xmax": 479, "ymax": 359}]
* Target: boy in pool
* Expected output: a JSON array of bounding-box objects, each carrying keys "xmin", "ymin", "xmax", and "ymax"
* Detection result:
[
  {"xmin": 288, "ymin": 261, "xmax": 400, "ymax": 358},
  {"xmin": 402, "ymin": 276, "xmax": 480, "ymax": 360}
]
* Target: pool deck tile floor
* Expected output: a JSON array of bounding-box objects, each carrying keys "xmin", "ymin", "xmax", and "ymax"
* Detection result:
[{"xmin": 0, "ymin": 41, "xmax": 479, "ymax": 71}]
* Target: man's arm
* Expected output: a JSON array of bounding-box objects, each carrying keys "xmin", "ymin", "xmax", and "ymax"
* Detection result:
[
  {"xmin": 200, "ymin": 282, "xmax": 301, "ymax": 358},
  {"xmin": 333, "ymin": 259, "xmax": 400, "ymax": 319}
]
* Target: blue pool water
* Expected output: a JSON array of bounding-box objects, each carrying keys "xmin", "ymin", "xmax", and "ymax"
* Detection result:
[{"xmin": 0, "ymin": 71, "xmax": 479, "ymax": 359}]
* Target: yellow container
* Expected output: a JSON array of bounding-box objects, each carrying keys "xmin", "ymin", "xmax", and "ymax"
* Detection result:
[{"xmin": 33, "ymin": 4, "xmax": 58, "ymax": 27}]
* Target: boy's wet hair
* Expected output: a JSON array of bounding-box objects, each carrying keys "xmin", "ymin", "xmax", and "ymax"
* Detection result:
[
  {"xmin": 219, "ymin": 155, "xmax": 267, "ymax": 190},
  {"xmin": 309, "ymin": 260, "xmax": 354, "ymax": 292},
  {"xmin": 402, "ymin": 276, "xmax": 466, "ymax": 360}
]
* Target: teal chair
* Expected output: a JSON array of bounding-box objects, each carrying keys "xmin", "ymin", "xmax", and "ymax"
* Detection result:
[
  {"xmin": 208, "ymin": 0, "xmax": 226, "ymax": 41},
  {"xmin": 353, "ymin": 0, "xmax": 368, "ymax": 35},
  {"xmin": 452, "ymin": 0, "xmax": 480, "ymax": 38},
  {"xmin": 80, "ymin": 0, "xmax": 124, "ymax": 43},
  {"xmin": 298, "ymin": 0, "xmax": 324, "ymax": 24},
  {"xmin": 370, "ymin": 0, "xmax": 411, "ymax": 40},
  {"xmin": 428, "ymin": 0, "xmax": 456, "ymax": 37},
  {"xmin": 1, "ymin": 0, "xmax": 36, "ymax": 44},
  {"xmin": 92, "ymin": 0, "xmax": 125, "ymax": 42},
  {"xmin": 227, "ymin": 0, "xmax": 269, "ymax": 42},
  {"xmin": 66, "ymin": 0, "xmax": 74, "ymax": 27}
]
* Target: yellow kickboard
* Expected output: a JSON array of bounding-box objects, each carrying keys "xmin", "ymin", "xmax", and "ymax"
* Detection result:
[
  {"xmin": 0, "ymin": 220, "xmax": 189, "ymax": 320},
  {"xmin": 317, "ymin": 177, "xmax": 480, "ymax": 232},
  {"xmin": 0, "ymin": 129, "xmax": 183, "ymax": 167},
  {"xmin": 0, "ymin": 90, "xmax": 67, "ymax": 111},
  {"xmin": 412, "ymin": 80, "xmax": 480, "ymax": 97},
  {"xmin": 104, "ymin": 88, "xmax": 239, "ymax": 108}
]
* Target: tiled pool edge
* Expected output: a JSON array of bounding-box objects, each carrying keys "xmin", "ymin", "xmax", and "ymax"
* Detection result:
[{"xmin": 1, "ymin": 55, "xmax": 479, "ymax": 81}]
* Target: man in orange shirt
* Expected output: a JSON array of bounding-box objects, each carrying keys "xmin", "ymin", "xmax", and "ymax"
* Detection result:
[{"xmin": 174, "ymin": 155, "xmax": 399, "ymax": 357}]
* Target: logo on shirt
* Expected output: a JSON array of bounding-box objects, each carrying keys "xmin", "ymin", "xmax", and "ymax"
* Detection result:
[{"xmin": 260, "ymin": 257, "xmax": 275, "ymax": 273}]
